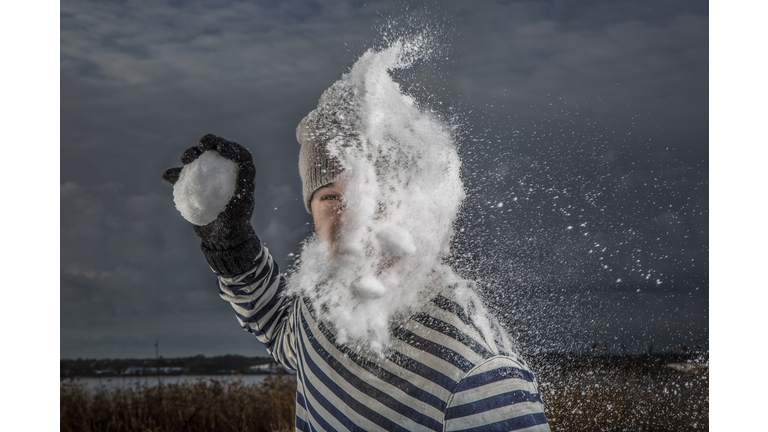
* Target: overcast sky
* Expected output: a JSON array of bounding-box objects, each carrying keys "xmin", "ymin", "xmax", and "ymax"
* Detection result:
[{"xmin": 60, "ymin": 0, "xmax": 708, "ymax": 359}]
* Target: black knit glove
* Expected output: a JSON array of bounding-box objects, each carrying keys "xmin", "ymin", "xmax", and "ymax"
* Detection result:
[{"xmin": 163, "ymin": 134, "xmax": 261, "ymax": 277}]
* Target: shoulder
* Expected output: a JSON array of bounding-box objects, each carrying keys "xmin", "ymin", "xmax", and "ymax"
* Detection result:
[
  {"xmin": 454, "ymin": 355, "xmax": 539, "ymax": 396},
  {"xmin": 418, "ymin": 275, "xmax": 523, "ymax": 362},
  {"xmin": 444, "ymin": 355, "xmax": 550, "ymax": 432}
]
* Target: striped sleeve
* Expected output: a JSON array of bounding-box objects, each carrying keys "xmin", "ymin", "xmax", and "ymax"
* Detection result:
[
  {"xmin": 217, "ymin": 246, "xmax": 299, "ymax": 370},
  {"xmin": 444, "ymin": 356, "xmax": 550, "ymax": 432}
]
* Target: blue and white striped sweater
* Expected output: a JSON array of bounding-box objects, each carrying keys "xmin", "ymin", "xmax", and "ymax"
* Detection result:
[{"xmin": 218, "ymin": 247, "xmax": 550, "ymax": 431}]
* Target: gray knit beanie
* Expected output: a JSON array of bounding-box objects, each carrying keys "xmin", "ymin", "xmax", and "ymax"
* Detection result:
[{"xmin": 296, "ymin": 80, "xmax": 362, "ymax": 213}]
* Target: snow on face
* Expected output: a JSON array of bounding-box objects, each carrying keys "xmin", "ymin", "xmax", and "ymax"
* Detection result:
[
  {"xmin": 288, "ymin": 35, "xmax": 465, "ymax": 353},
  {"xmin": 173, "ymin": 151, "xmax": 238, "ymax": 226}
]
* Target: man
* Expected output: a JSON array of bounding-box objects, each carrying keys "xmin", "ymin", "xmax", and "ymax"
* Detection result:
[{"xmin": 163, "ymin": 82, "xmax": 550, "ymax": 431}]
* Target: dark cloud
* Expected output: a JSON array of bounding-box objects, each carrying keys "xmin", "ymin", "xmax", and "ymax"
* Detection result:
[{"xmin": 61, "ymin": 0, "xmax": 707, "ymax": 358}]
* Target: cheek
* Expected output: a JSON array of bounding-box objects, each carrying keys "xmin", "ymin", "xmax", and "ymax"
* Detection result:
[
  {"xmin": 312, "ymin": 206, "xmax": 333, "ymax": 239},
  {"xmin": 329, "ymin": 209, "xmax": 343, "ymax": 236},
  {"xmin": 311, "ymin": 201, "xmax": 345, "ymax": 242},
  {"xmin": 312, "ymin": 210, "xmax": 325, "ymax": 236}
]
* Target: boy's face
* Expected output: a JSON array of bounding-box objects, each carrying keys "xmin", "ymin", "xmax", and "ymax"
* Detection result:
[{"xmin": 310, "ymin": 180, "xmax": 345, "ymax": 250}]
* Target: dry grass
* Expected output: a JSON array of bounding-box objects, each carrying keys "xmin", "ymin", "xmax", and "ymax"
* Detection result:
[
  {"xmin": 60, "ymin": 374, "xmax": 296, "ymax": 432},
  {"xmin": 62, "ymin": 365, "xmax": 707, "ymax": 431},
  {"xmin": 538, "ymin": 365, "xmax": 708, "ymax": 432}
]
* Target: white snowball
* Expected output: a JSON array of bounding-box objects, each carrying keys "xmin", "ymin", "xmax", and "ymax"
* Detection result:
[
  {"xmin": 376, "ymin": 225, "xmax": 416, "ymax": 257},
  {"xmin": 173, "ymin": 151, "xmax": 238, "ymax": 226},
  {"xmin": 353, "ymin": 276, "xmax": 387, "ymax": 299}
]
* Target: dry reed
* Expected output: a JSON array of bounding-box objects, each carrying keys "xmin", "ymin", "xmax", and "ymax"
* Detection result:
[
  {"xmin": 538, "ymin": 365, "xmax": 708, "ymax": 432},
  {"xmin": 60, "ymin": 374, "xmax": 296, "ymax": 432},
  {"xmin": 61, "ymin": 365, "xmax": 707, "ymax": 431}
]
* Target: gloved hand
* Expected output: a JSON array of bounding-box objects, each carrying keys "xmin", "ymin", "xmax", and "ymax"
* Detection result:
[{"xmin": 163, "ymin": 134, "xmax": 261, "ymax": 277}]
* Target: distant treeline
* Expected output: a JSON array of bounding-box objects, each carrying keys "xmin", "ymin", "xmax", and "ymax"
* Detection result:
[
  {"xmin": 62, "ymin": 350, "xmax": 707, "ymax": 378},
  {"xmin": 60, "ymin": 354, "xmax": 280, "ymax": 377}
]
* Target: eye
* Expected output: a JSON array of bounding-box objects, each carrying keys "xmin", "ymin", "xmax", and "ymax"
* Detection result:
[{"xmin": 321, "ymin": 194, "xmax": 342, "ymax": 201}]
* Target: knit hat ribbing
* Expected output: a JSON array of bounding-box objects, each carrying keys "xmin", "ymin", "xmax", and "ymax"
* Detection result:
[{"xmin": 296, "ymin": 81, "xmax": 361, "ymax": 213}]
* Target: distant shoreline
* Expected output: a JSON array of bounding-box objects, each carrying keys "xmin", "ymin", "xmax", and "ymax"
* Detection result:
[
  {"xmin": 61, "ymin": 350, "xmax": 707, "ymax": 378},
  {"xmin": 60, "ymin": 354, "xmax": 292, "ymax": 378}
]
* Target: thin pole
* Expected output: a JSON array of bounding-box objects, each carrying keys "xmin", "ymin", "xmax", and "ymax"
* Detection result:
[{"xmin": 155, "ymin": 338, "xmax": 160, "ymax": 384}]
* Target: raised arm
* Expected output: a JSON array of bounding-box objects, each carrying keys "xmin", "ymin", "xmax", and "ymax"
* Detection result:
[
  {"xmin": 217, "ymin": 247, "xmax": 298, "ymax": 370},
  {"xmin": 163, "ymin": 134, "xmax": 298, "ymax": 369}
]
